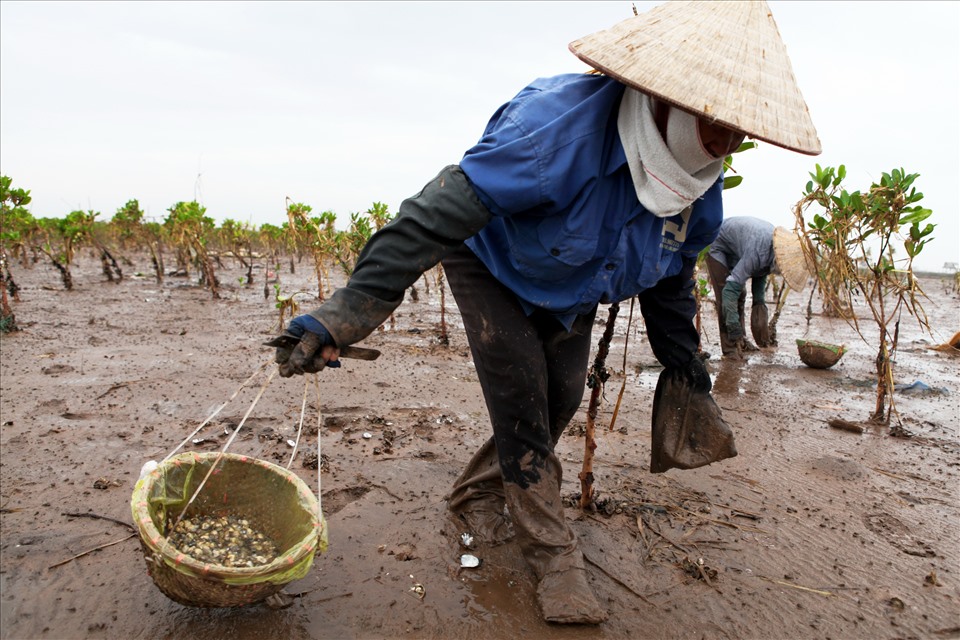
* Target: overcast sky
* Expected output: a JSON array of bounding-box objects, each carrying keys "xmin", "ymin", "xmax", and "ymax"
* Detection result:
[{"xmin": 2, "ymin": 1, "xmax": 958, "ymax": 272}]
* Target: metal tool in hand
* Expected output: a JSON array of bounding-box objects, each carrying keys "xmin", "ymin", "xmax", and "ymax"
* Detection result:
[{"xmin": 264, "ymin": 333, "xmax": 381, "ymax": 376}]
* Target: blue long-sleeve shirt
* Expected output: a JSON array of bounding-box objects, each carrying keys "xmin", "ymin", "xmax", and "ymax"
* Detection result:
[{"xmin": 460, "ymin": 74, "xmax": 724, "ymax": 329}]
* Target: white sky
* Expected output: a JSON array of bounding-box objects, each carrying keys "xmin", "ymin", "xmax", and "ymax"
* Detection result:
[{"xmin": 2, "ymin": 1, "xmax": 958, "ymax": 272}]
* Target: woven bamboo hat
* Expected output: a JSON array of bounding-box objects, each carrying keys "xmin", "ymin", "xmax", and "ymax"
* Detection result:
[
  {"xmin": 773, "ymin": 226, "xmax": 812, "ymax": 291},
  {"xmin": 569, "ymin": 0, "xmax": 821, "ymax": 155}
]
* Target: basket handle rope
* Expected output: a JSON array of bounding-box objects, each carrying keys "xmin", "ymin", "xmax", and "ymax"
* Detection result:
[
  {"xmin": 167, "ymin": 364, "xmax": 278, "ymax": 534},
  {"xmin": 162, "ymin": 359, "xmax": 272, "ymax": 464},
  {"xmin": 285, "ymin": 377, "xmax": 310, "ymax": 469},
  {"xmin": 285, "ymin": 374, "xmax": 323, "ymax": 522},
  {"xmin": 314, "ymin": 375, "xmax": 323, "ymax": 522}
]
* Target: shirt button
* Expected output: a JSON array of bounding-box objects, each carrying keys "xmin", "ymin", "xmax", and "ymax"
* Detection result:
[
  {"xmin": 550, "ymin": 248, "xmax": 561, "ymax": 257},
  {"xmin": 605, "ymin": 263, "xmax": 616, "ymax": 271}
]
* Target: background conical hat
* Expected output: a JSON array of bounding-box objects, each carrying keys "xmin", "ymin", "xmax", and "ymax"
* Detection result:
[
  {"xmin": 569, "ymin": 0, "xmax": 821, "ymax": 155},
  {"xmin": 773, "ymin": 226, "xmax": 812, "ymax": 291}
]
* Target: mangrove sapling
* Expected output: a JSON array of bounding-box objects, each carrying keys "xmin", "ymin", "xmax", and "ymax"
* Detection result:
[
  {"xmin": 285, "ymin": 201, "xmax": 334, "ymax": 301},
  {"xmin": 165, "ymin": 201, "xmax": 220, "ymax": 299},
  {"xmin": 33, "ymin": 218, "xmax": 75, "ymax": 290},
  {"xmin": 435, "ymin": 264, "xmax": 448, "ymax": 345},
  {"xmin": 0, "ymin": 176, "xmax": 33, "ymax": 325},
  {"xmin": 0, "ymin": 176, "xmax": 34, "ymax": 277},
  {"xmin": 333, "ymin": 211, "xmax": 373, "ymax": 278},
  {"xmin": 794, "ymin": 164, "xmax": 935, "ymax": 427},
  {"xmin": 114, "ymin": 200, "xmax": 166, "ymax": 283},
  {"xmin": 98, "ymin": 246, "xmax": 123, "ymax": 282},
  {"xmin": 219, "ymin": 219, "xmax": 256, "ymax": 286},
  {"xmin": 69, "ymin": 208, "xmax": 124, "ymax": 282},
  {"xmin": 2, "ymin": 253, "xmax": 20, "ymax": 302},
  {"xmin": 579, "ymin": 302, "xmax": 619, "ymax": 509},
  {"xmin": 0, "ymin": 251, "xmax": 17, "ymax": 332},
  {"xmin": 765, "ymin": 275, "xmax": 788, "ymax": 346},
  {"xmin": 274, "ymin": 285, "xmax": 310, "ymax": 331}
]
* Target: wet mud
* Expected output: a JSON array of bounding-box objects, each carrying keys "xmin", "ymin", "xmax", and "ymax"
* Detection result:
[{"xmin": 1, "ymin": 254, "xmax": 958, "ymax": 639}]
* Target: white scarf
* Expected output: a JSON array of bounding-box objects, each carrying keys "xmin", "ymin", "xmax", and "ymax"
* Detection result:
[{"xmin": 617, "ymin": 88, "xmax": 724, "ymax": 218}]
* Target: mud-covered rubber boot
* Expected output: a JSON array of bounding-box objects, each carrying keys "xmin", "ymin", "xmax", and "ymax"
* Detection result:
[
  {"xmin": 537, "ymin": 567, "xmax": 607, "ymax": 625},
  {"xmin": 451, "ymin": 506, "xmax": 515, "ymax": 546},
  {"xmin": 447, "ymin": 437, "xmax": 515, "ymax": 545}
]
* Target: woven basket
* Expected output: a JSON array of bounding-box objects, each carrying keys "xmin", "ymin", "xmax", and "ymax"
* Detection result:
[
  {"xmin": 796, "ymin": 339, "xmax": 845, "ymax": 369},
  {"xmin": 131, "ymin": 452, "xmax": 326, "ymax": 607}
]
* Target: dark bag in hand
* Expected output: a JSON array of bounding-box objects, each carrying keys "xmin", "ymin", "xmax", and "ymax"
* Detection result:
[
  {"xmin": 650, "ymin": 368, "xmax": 738, "ymax": 473},
  {"xmin": 750, "ymin": 303, "xmax": 772, "ymax": 347}
]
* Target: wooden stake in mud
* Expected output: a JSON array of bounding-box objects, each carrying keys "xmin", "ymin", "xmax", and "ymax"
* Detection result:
[{"xmin": 579, "ymin": 303, "xmax": 619, "ymax": 509}]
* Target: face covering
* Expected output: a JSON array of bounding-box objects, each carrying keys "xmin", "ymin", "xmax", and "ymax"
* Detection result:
[{"xmin": 617, "ymin": 88, "xmax": 724, "ymax": 218}]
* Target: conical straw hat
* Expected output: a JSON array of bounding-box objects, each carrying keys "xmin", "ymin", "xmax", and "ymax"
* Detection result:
[
  {"xmin": 569, "ymin": 0, "xmax": 821, "ymax": 155},
  {"xmin": 773, "ymin": 226, "xmax": 812, "ymax": 291}
]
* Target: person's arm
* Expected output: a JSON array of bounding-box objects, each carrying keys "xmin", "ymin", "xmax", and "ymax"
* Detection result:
[
  {"xmin": 638, "ymin": 255, "xmax": 709, "ymax": 389},
  {"xmin": 308, "ymin": 165, "xmax": 491, "ymax": 347},
  {"xmin": 273, "ymin": 165, "xmax": 491, "ymax": 376}
]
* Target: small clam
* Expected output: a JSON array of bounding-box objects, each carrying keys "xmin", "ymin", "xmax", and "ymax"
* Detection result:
[{"xmin": 166, "ymin": 513, "xmax": 280, "ymax": 567}]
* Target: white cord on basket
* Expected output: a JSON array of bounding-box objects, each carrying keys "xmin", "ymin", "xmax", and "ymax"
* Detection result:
[
  {"xmin": 162, "ymin": 360, "xmax": 271, "ymax": 464},
  {"xmin": 286, "ymin": 377, "xmax": 309, "ymax": 469},
  {"xmin": 314, "ymin": 374, "xmax": 323, "ymax": 521}
]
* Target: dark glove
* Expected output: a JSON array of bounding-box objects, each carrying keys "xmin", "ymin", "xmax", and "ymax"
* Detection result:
[
  {"xmin": 272, "ymin": 314, "xmax": 341, "ymax": 378},
  {"xmin": 679, "ymin": 353, "xmax": 712, "ymax": 393},
  {"xmin": 750, "ymin": 302, "xmax": 772, "ymax": 347},
  {"xmin": 650, "ymin": 356, "xmax": 737, "ymax": 473}
]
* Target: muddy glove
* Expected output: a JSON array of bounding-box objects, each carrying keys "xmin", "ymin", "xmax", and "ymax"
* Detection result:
[
  {"xmin": 271, "ymin": 315, "xmax": 341, "ymax": 377},
  {"xmin": 721, "ymin": 280, "xmax": 744, "ymax": 340},
  {"xmin": 650, "ymin": 356, "xmax": 737, "ymax": 473}
]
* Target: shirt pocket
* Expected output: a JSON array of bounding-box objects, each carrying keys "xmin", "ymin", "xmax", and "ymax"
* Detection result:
[{"xmin": 509, "ymin": 216, "xmax": 599, "ymax": 282}]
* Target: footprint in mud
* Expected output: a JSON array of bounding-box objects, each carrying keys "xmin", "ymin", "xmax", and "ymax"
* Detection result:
[
  {"xmin": 863, "ymin": 512, "xmax": 936, "ymax": 558},
  {"xmin": 41, "ymin": 364, "xmax": 75, "ymax": 375},
  {"xmin": 811, "ymin": 455, "xmax": 865, "ymax": 481},
  {"xmin": 35, "ymin": 399, "xmax": 68, "ymax": 413},
  {"xmin": 322, "ymin": 485, "xmax": 372, "ymax": 516}
]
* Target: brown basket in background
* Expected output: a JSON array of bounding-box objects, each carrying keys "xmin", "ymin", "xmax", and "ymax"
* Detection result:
[
  {"xmin": 131, "ymin": 452, "xmax": 325, "ymax": 608},
  {"xmin": 796, "ymin": 339, "xmax": 845, "ymax": 369}
]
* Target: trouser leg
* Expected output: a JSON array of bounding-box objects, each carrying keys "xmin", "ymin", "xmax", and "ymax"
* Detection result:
[
  {"xmin": 707, "ymin": 257, "xmax": 738, "ymax": 355},
  {"xmin": 442, "ymin": 245, "xmax": 596, "ymax": 576}
]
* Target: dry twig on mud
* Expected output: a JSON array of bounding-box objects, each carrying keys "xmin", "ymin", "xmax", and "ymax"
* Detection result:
[
  {"xmin": 95, "ymin": 379, "xmax": 148, "ymax": 400},
  {"xmin": 48, "ymin": 533, "xmax": 137, "ymax": 570},
  {"xmin": 582, "ymin": 551, "xmax": 658, "ymax": 608},
  {"xmin": 62, "ymin": 511, "xmax": 136, "ymax": 532},
  {"xmin": 760, "ymin": 576, "xmax": 834, "ymax": 597},
  {"xmin": 673, "ymin": 506, "xmax": 769, "ymax": 534}
]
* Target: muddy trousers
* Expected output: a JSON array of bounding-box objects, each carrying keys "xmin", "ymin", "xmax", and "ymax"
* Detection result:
[
  {"xmin": 706, "ymin": 256, "xmax": 749, "ymax": 356},
  {"xmin": 441, "ymin": 244, "xmax": 597, "ymax": 579}
]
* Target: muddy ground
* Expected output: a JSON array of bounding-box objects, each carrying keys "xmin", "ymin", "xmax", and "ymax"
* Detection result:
[{"xmin": 1, "ymin": 252, "xmax": 958, "ymax": 640}]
